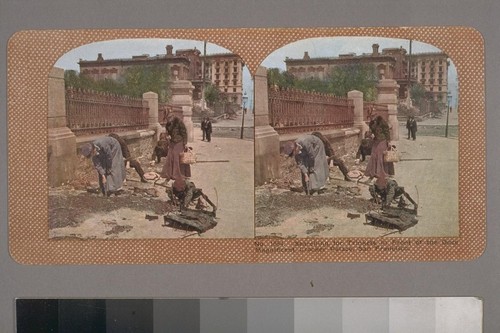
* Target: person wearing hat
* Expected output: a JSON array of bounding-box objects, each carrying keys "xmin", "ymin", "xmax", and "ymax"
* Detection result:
[
  {"xmin": 171, "ymin": 177, "xmax": 217, "ymax": 215},
  {"xmin": 284, "ymin": 134, "xmax": 329, "ymax": 195},
  {"xmin": 406, "ymin": 115, "xmax": 417, "ymax": 140},
  {"xmin": 80, "ymin": 136, "xmax": 127, "ymax": 196}
]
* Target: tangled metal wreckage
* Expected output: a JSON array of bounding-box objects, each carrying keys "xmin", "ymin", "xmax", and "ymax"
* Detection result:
[{"xmin": 365, "ymin": 181, "xmax": 419, "ymax": 232}]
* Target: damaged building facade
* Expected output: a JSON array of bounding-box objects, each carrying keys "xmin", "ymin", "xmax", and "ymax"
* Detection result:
[
  {"xmin": 284, "ymin": 43, "xmax": 449, "ymax": 104},
  {"xmin": 78, "ymin": 44, "xmax": 245, "ymax": 106}
]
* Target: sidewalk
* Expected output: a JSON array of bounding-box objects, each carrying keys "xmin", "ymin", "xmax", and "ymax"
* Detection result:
[{"xmin": 186, "ymin": 124, "xmax": 255, "ymax": 238}]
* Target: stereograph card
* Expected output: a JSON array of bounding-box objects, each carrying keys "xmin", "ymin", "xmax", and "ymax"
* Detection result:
[{"xmin": 7, "ymin": 26, "xmax": 485, "ymax": 264}]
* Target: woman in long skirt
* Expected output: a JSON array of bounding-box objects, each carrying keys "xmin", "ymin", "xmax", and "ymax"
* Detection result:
[{"xmin": 161, "ymin": 116, "xmax": 191, "ymax": 181}]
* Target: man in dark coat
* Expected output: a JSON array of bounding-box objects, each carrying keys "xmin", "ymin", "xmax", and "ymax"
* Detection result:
[
  {"xmin": 201, "ymin": 117, "xmax": 213, "ymax": 142},
  {"xmin": 406, "ymin": 115, "xmax": 417, "ymax": 140}
]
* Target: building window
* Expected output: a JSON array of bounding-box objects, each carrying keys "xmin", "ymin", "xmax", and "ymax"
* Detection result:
[{"xmin": 233, "ymin": 88, "xmax": 237, "ymax": 92}]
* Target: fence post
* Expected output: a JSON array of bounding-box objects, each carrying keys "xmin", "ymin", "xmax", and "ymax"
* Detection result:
[
  {"xmin": 377, "ymin": 79, "xmax": 400, "ymax": 141},
  {"xmin": 48, "ymin": 67, "xmax": 77, "ymax": 187},
  {"xmin": 143, "ymin": 91, "xmax": 163, "ymax": 140},
  {"xmin": 169, "ymin": 73, "xmax": 194, "ymax": 143},
  {"xmin": 348, "ymin": 90, "xmax": 368, "ymax": 140},
  {"xmin": 254, "ymin": 66, "xmax": 280, "ymax": 185}
]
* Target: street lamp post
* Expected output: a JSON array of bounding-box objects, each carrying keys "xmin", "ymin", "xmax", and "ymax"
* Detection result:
[
  {"xmin": 240, "ymin": 91, "xmax": 248, "ymax": 139},
  {"xmin": 445, "ymin": 93, "xmax": 452, "ymax": 138}
]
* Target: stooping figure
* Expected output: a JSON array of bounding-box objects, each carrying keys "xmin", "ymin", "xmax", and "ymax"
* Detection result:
[
  {"xmin": 311, "ymin": 131, "xmax": 351, "ymax": 181},
  {"xmin": 108, "ymin": 133, "xmax": 148, "ymax": 183},
  {"xmin": 171, "ymin": 178, "xmax": 217, "ymax": 215},
  {"xmin": 284, "ymin": 134, "xmax": 330, "ymax": 195},
  {"xmin": 80, "ymin": 136, "xmax": 127, "ymax": 196}
]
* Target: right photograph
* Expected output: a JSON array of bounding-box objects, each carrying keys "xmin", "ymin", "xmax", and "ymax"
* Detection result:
[{"xmin": 254, "ymin": 36, "xmax": 458, "ymax": 238}]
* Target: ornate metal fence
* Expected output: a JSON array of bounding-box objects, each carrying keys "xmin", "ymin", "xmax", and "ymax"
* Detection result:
[
  {"xmin": 268, "ymin": 88, "xmax": 354, "ymax": 134},
  {"xmin": 66, "ymin": 87, "xmax": 149, "ymax": 136}
]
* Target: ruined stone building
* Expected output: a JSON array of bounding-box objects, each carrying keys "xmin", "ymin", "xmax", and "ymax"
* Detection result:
[
  {"xmin": 78, "ymin": 44, "xmax": 244, "ymax": 105},
  {"xmin": 284, "ymin": 43, "xmax": 449, "ymax": 103}
]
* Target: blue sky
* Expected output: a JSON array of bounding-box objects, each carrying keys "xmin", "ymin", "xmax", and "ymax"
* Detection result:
[{"xmin": 55, "ymin": 36, "xmax": 458, "ymax": 108}]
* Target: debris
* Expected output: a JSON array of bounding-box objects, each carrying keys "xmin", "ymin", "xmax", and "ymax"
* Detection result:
[
  {"xmin": 133, "ymin": 187, "xmax": 159, "ymax": 197},
  {"xmin": 105, "ymin": 225, "xmax": 133, "ymax": 235},
  {"xmin": 163, "ymin": 208, "xmax": 217, "ymax": 233},
  {"xmin": 347, "ymin": 212, "xmax": 361, "ymax": 219},
  {"xmin": 145, "ymin": 214, "xmax": 158, "ymax": 221},
  {"xmin": 365, "ymin": 207, "xmax": 418, "ymax": 231}
]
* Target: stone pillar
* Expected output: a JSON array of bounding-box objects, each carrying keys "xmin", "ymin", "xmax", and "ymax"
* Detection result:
[
  {"xmin": 143, "ymin": 91, "xmax": 163, "ymax": 140},
  {"xmin": 169, "ymin": 73, "xmax": 194, "ymax": 143},
  {"xmin": 254, "ymin": 66, "xmax": 280, "ymax": 185},
  {"xmin": 48, "ymin": 67, "xmax": 77, "ymax": 187},
  {"xmin": 348, "ymin": 90, "xmax": 369, "ymax": 139},
  {"xmin": 377, "ymin": 79, "xmax": 400, "ymax": 141}
]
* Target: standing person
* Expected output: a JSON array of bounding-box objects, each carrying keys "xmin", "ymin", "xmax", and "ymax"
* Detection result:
[
  {"xmin": 161, "ymin": 115, "xmax": 191, "ymax": 181},
  {"xmin": 283, "ymin": 134, "xmax": 330, "ymax": 195},
  {"xmin": 365, "ymin": 115, "xmax": 395, "ymax": 182},
  {"xmin": 311, "ymin": 131, "xmax": 350, "ymax": 181},
  {"xmin": 80, "ymin": 136, "xmax": 127, "ymax": 196},
  {"xmin": 201, "ymin": 117, "xmax": 213, "ymax": 142},
  {"xmin": 406, "ymin": 115, "xmax": 417, "ymax": 140},
  {"xmin": 108, "ymin": 133, "xmax": 148, "ymax": 183}
]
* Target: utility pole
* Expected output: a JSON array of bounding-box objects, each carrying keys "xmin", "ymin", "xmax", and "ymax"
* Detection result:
[
  {"xmin": 240, "ymin": 91, "xmax": 248, "ymax": 139},
  {"xmin": 407, "ymin": 39, "xmax": 413, "ymax": 107},
  {"xmin": 200, "ymin": 40, "xmax": 207, "ymax": 111}
]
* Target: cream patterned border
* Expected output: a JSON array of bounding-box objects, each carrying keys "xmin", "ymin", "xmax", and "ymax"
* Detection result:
[{"xmin": 7, "ymin": 27, "xmax": 485, "ymax": 264}]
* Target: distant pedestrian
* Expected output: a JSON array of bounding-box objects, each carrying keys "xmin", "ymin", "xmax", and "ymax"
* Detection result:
[
  {"xmin": 80, "ymin": 136, "xmax": 126, "ymax": 196},
  {"xmin": 283, "ymin": 134, "xmax": 330, "ymax": 195},
  {"xmin": 201, "ymin": 117, "xmax": 213, "ymax": 142},
  {"xmin": 311, "ymin": 131, "xmax": 350, "ymax": 181},
  {"xmin": 108, "ymin": 133, "xmax": 148, "ymax": 183},
  {"xmin": 406, "ymin": 115, "xmax": 417, "ymax": 140},
  {"xmin": 161, "ymin": 115, "xmax": 191, "ymax": 181}
]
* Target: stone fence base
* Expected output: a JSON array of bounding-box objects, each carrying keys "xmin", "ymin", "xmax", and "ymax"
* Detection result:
[
  {"xmin": 76, "ymin": 129, "xmax": 157, "ymax": 162},
  {"xmin": 278, "ymin": 127, "xmax": 361, "ymax": 157}
]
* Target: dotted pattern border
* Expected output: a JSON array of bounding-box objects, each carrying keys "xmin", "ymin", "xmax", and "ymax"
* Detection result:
[{"xmin": 7, "ymin": 27, "xmax": 485, "ymax": 264}]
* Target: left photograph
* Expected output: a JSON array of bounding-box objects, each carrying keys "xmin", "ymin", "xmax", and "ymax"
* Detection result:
[{"xmin": 48, "ymin": 38, "xmax": 255, "ymax": 239}]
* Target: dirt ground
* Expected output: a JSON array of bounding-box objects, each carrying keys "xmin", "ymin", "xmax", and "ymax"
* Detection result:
[{"xmin": 255, "ymin": 150, "xmax": 383, "ymax": 237}]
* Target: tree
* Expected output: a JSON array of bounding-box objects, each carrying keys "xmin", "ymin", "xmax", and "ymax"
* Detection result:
[
  {"xmin": 267, "ymin": 68, "xmax": 296, "ymax": 89},
  {"xmin": 123, "ymin": 64, "xmax": 171, "ymax": 103},
  {"xmin": 409, "ymin": 83, "xmax": 427, "ymax": 108},
  {"xmin": 204, "ymin": 83, "xmax": 221, "ymax": 107},
  {"xmin": 326, "ymin": 64, "xmax": 378, "ymax": 101},
  {"xmin": 64, "ymin": 64, "xmax": 171, "ymax": 103}
]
